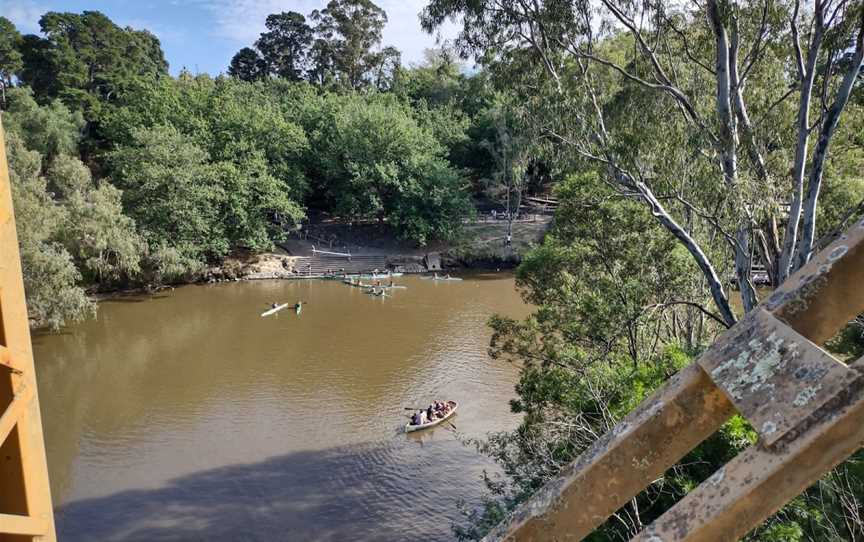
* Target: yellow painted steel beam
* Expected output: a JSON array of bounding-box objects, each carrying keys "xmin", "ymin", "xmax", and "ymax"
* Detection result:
[
  {"xmin": 0, "ymin": 514, "xmax": 47, "ymax": 536},
  {"xmin": 0, "ymin": 115, "xmax": 56, "ymax": 540},
  {"xmin": 0, "ymin": 384, "xmax": 32, "ymax": 447}
]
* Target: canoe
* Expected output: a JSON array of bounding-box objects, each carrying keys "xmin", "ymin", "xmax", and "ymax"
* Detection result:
[
  {"xmin": 261, "ymin": 303, "xmax": 290, "ymax": 317},
  {"xmin": 405, "ymin": 400, "xmax": 458, "ymax": 433}
]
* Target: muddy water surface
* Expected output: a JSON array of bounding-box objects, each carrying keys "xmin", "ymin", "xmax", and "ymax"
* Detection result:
[{"xmin": 33, "ymin": 273, "xmax": 529, "ymax": 541}]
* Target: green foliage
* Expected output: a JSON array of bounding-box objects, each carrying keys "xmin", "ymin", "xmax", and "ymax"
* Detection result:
[
  {"xmin": 47, "ymin": 155, "xmax": 143, "ymax": 283},
  {"xmin": 228, "ymin": 47, "xmax": 266, "ymax": 82},
  {"xmin": 110, "ymin": 125, "xmax": 229, "ymax": 264},
  {"xmin": 310, "ymin": 0, "xmax": 393, "ymax": 89},
  {"xmin": 18, "ymin": 11, "xmax": 168, "ymax": 117},
  {"xmin": 3, "ymin": 87, "xmax": 84, "ymax": 159},
  {"xmin": 110, "ymin": 122, "xmax": 304, "ymax": 270},
  {"xmin": 308, "ymin": 93, "xmax": 471, "ymax": 244},
  {"xmin": 5, "ymin": 132, "xmax": 92, "ymax": 329},
  {"xmin": 256, "ymin": 12, "xmax": 314, "ymax": 80}
]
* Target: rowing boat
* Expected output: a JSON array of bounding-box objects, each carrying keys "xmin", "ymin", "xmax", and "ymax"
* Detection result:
[
  {"xmin": 420, "ymin": 276, "xmax": 463, "ymax": 281},
  {"xmin": 261, "ymin": 303, "xmax": 290, "ymax": 317},
  {"xmin": 404, "ymin": 400, "xmax": 458, "ymax": 433}
]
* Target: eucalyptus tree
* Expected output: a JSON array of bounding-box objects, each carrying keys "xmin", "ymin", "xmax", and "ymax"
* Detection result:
[
  {"xmin": 482, "ymin": 102, "xmax": 532, "ymax": 243},
  {"xmin": 309, "ymin": 0, "xmax": 400, "ymax": 89},
  {"xmin": 423, "ymin": 0, "xmax": 864, "ymax": 327}
]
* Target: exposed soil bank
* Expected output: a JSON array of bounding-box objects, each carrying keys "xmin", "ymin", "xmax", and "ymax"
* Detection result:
[{"xmin": 87, "ymin": 215, "xmax": 552, "ymax": 299}]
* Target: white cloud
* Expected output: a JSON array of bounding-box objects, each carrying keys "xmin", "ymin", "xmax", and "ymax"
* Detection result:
[
  {"xmin": 1, "ymin": 0, "xmax": 48, "ymax": 33},
  {"xmin": 191, "ymin": 0, "xmax": 458, "ymax": 64}
]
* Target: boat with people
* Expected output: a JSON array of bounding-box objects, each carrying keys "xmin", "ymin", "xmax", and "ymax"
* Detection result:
[
  {"xmin": 367, "ymin": 288, "xmax": 390, "ymax": 297},
  {"xmin": 405, "ymin": 400, "xmax": 458, "ymax": 432},
  {"xmin": 260, "ymin": 303, "xmax": 290, "ymax": 317}
]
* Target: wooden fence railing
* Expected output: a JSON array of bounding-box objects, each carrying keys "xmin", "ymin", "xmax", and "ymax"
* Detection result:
[
  {"xmin": 486, "ymin": 219, "xmax": 864, "ymax": 541},
  {"xmin": 0, "ymin": 117, "xmax": 56, "ymax": 540}
]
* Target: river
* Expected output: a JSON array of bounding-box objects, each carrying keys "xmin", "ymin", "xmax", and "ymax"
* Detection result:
[{"xmin": 32, "ymin": 273, "xmax": 530, "ymax": 541}]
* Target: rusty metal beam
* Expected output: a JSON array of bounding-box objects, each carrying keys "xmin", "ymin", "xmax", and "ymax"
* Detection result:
[
  {"xmin": 634, "ymin": 357, "xmax": 864, "ymax": 542},
  {"xmin": 485, "ymin": 208, "xmax": 864, "ymax": 540},
  {"xmin": 766, "ymin": 221, "xmax": 864, "ymax": 343},
  {"xmin": 483, "ymin": 364, "xmax": 734, "ymax": 541}
]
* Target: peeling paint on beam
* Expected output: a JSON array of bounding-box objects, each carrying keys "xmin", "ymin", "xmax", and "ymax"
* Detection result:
[
  {"xmin": 699, "ymin": 309, "xmax": 855, "ymax": 444},
  {"xmin": 485, "ymin": 205, "xmax": 864, "ymax": 542},
  {"xmin": 633, "ymin": 358, "xmax": 864, "ymax": 542},
  {"xmin": 482, "ymin": 363, "xmax": 735, "ymax": 542}
]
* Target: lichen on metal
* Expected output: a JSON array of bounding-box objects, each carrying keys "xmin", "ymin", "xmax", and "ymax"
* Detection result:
[
  {"xmin": 699, "ymin": 309, "xmax": 854, "ymax": 445},
  {"xmin": 486, "ymin": 218, "xmax": 864, "ymax": 542}
]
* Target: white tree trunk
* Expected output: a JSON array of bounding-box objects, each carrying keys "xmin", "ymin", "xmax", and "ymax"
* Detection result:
[
  {"xmin": 795, "ymin": 20, "xmax": 864, "ymax": 269},
  {"xmin": 778, "ymin": 5, "xmax": 824, "ymax": 282}
]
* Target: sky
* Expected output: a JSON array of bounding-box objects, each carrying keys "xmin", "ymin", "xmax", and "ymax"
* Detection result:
[{"xmin": 1, "ymin": 0, "xmax": 462, "ymax": 76}]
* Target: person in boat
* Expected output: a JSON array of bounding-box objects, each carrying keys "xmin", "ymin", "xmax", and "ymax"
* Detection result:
[
  {"xmin": 427, "ymin": 405, "xmax": 435, "ymax": 420},
  {"xmin": 412, "ymin": 410, "xmax": 422, "ymax": 425},
  {"xmin": 433, "ymin": 272, "xmax": 439, "ymax": 280},
  {"xmin": 444, "ymin": 274, "xmax": 451, "ymax": 280},
  {"xmin": 419, "ymin": 409, "xmax": 428, "ymax": 425},
  {"xmin": 271, "ymin": 302, "xmax": 278, "ymax": 309},
  {"xmin": 389, "ymin": 280, "xmax": 395, "ymax": 288}
]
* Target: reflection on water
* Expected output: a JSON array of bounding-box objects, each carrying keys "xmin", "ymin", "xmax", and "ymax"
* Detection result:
[{"xmin": 33, "ymin": 273, "xmax": 530, "ymax": 541}]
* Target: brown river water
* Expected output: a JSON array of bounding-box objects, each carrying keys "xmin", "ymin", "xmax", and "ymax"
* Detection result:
[{"xmin": 32, "ymin": 273, "xmax": 530, "ymax": 541}]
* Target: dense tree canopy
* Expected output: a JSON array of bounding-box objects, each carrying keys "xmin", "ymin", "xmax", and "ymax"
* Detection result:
[
  {"xmin": 256, "ymin": 12, "xmax": 315, "ymax": 81},
  {"xmin": 17, "ymin": 11, "xmax": 168, "ymax": 117},
  {"xmin": 228, "ymin": 47, "xmax": 266, "ymax": 82}
]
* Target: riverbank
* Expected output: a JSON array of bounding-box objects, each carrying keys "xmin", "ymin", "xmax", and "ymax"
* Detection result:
[{"xmin": 82, "ymin": 215, "xmax": 552, "ymax": 302}]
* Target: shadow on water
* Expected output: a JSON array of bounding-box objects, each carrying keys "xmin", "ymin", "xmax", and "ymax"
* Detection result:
[
  {"xmin": 55, "ymin": 439, "xmax": 482, "ymax": 542},
  {"xmin": 101, "ymin": 294, "xmax": 173, "ymax": 304}
]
